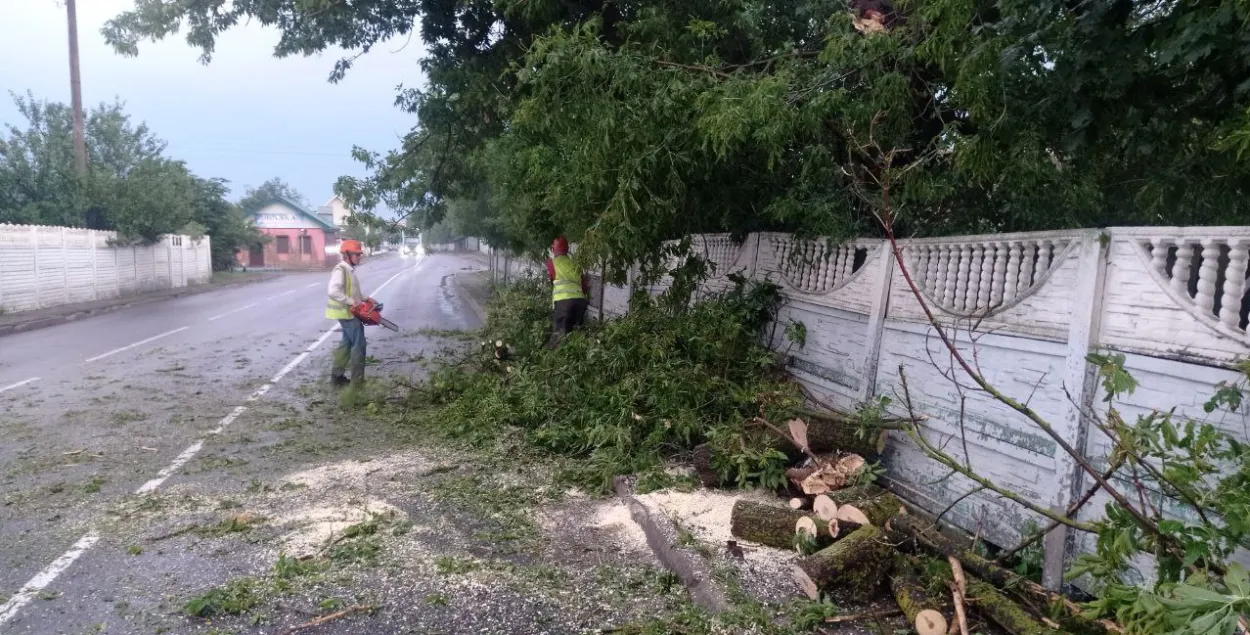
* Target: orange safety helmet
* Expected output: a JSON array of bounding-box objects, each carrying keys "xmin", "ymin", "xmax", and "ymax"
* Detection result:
[
  {"xmin": 552, "ymin": 235, "xmax": 569, "ymax": 256},
  {"xmin": 340, "ymin": 239, "xmax": 364, "ymax": 255}
]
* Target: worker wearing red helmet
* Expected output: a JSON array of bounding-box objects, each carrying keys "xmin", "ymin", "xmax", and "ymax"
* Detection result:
[
  {"xmin": 325, "ymin": 239, "xmax": 374, "ymax": 386},
  {"xmin": 545, "ymin": 235, "xmax": 589, "ymax": 349}
]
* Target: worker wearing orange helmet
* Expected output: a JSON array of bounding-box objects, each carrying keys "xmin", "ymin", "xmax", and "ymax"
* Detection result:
[
  {"xmin": 545, "ymin": 235, "xmax": 589, "ymax": 349},
  {"xmin": 325, "ymin": 239, "xmax": 374, "ymax": 386}
]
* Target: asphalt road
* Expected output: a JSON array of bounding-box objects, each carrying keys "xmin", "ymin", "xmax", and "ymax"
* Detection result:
[{"xmin": 0, "ymin": 252, "xmax": 486, "ymax": 632}]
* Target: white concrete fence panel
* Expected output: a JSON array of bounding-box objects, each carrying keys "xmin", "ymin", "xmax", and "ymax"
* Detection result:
[
  {"xmin": 485, "ymin": 226, "xmax": 1250, "ymax": 588},
  {"xmin": 0, "ymin": 224, "xmax": 211, "ymax": 314}
]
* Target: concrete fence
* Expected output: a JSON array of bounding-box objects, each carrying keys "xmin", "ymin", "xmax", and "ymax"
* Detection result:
[
  {"xmin": 0, "ymin": 224, "xmax": 212, "ymax": 314},
  {"xmin": 485, "ymin": 226, "xmax": 1250, "ymax": 587}
]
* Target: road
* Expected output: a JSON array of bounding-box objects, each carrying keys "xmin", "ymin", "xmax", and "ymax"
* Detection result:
[{"xmin": 0, "ymin": 252, "xmax": 486, "ymax": 632}]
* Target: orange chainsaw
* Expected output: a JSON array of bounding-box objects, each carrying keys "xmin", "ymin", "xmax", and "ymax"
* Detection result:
[{"xmin": 351, "ymin": 299, "xmax": 399, "ymax": 331}]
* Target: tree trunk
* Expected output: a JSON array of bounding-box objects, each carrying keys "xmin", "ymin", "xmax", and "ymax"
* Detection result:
[
  {"xmin": 730, "ymin": 500, "xmax": 833, "ymax": 550},
  {"xmin": 822, "ymin": 484, "xmax": 886, "ymax": 505},
  {"xmin": 966, "ymin": 577, "xmax": 1059, "ymax": 635},
  {"xmin": 892, "ymin": 564, "xmax": 950, "ymax": 635},
  {"xmin": 888, "ymin": 514, "xmax": 1110, "ymax": 635},
  {"xmin": 791, "ymin": 525, "xmax": 892, "ymax": 601},
  {"xmin": 838, "ymin": 491, "xmax": 904, "ymax": 526},
  {"xmin": 787, "ymin": 417, "xmax": 885, "ymax": 458}
]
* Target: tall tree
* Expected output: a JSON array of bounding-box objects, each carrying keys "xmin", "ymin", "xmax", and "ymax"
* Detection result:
[
  {"xmin": 236, "ymin": 177, "xmax": 308, "ymax": 214},
  {"xmin": 188, "ymin": 177, "xmax": 266, "ymax": 270},
  {"xmin": 104, "ymin": 0, "xmax": 1250, "ymax": 270}
]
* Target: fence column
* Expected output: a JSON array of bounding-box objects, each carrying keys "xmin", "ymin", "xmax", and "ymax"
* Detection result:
[
  {"xmin": 1043, "ymin": 230, "xmax": 1108, "ymax": 589},
  {"xmin": 90, "ymin": 230, "xmax": 98, "ymax": 300},
  {"xmin": 31, "ymin": 227, "xmax": 41, "ymax": 308},
  {"xmin": 859, "ymin": 241, "xmax": 896, "ymax": 401}
]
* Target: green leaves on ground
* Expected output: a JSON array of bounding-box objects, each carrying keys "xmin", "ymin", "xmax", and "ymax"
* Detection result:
[{"xmin": 413, "ymin": 274, "xmax": 801, "ymax": 491}]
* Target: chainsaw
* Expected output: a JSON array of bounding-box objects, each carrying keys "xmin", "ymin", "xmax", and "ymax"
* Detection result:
[{"xmin": 351, "ymin": 298, "xmax": 399, "ymax": 332}]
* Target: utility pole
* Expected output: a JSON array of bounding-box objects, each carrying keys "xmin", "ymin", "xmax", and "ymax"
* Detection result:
[{"xmin": 66, "ymin": 0, "xmax": 87, "ymax": 175}]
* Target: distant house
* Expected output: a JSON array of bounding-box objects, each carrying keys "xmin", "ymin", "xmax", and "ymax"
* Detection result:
[
  {"xmin": 239, "ymin": 197, "xmax": 339, "ymax": 269},
  {"xmin": 319, "ymin": 196, "xmax": 355, "ymax": 228}
]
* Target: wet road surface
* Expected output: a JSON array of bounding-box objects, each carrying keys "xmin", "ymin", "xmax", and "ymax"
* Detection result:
[{"xmin": 0, "ymin": 252, "xmax": 487, "ymax": 631}]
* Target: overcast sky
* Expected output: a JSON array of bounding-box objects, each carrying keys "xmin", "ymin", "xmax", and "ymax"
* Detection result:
[{"xmin": 0, "ymin": 0, "xmax": 424, "ymax": 212}]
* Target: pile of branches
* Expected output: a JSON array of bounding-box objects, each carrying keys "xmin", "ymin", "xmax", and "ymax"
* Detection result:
[{"xmin": 414, "ymin": 273, "xmax": 819, "ymax": 490}]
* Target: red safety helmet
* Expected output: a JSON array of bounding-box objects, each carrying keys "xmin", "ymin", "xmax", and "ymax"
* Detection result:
[
  {"xmin": 552, "ymin": 236, "xmax": 569, "ymax": 255},
  {"xmin": 340, "ymin": 239, "xmax": 364, "ymax": 255}
]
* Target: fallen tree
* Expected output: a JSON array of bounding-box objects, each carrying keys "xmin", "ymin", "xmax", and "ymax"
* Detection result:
[
  {"xmin": 730, "ymin": 500, "xmax": 835, "ymax": 550},
  {"xmin": 892, "ymin": 560, "xmax": 950, "ymax": 635},
  {"xmin": 791, "ymin": 524, "xmax": 892, "ymax": 601}
]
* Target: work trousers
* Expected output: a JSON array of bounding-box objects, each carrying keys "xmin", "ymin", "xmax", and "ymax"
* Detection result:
[
  {"xmin": 332, "ymin": 318, "xmax": 367, "ymax": 382},
  {"xmin": 546, "ymin": 298, "xmax": 588, "ymax": 349}
]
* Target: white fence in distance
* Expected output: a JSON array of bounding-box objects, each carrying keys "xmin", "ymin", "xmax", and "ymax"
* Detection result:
[{"xmin": 0, "ymin": 224, "xmax": 212, "ymax": 314}]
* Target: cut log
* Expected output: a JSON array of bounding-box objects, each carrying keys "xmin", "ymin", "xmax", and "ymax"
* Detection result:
[
  {"xmin": 771, "ymin": 417, "xmax": 885, "ymax": 459},
  {"xmin": 813, "ymin": 495, "xmax": 838, "ymax": 521},
  {"xmin": 836, "ymin": 505, "xmax": 872, "ymax": 526},
  {"xmin": 791, "ymin": 525, "xmax": 892, "ymax": 601},
  {"xmin": 966, "ymin": 577, "xmax": 1059, "ymax": 635},
  {"xmin": 789, "ymin": 497, "xmax": 810, "ymax": 511},
  {"xmin": 796, "ymin": 517, "xmax": 818, "ymax": 539},
  {"xmin": 822, "ymin": 484, "xmax": 887, "ymax": 505},
  {"xmin": 730, "ymin": 500, "xmax": 832, "ymax": 550},
  {"xmin": 691, "ymin": 443, "xmax": 720, "ymax": 487},
  {"xmin": 892, "ymin": 566, "xmax": 949, "ymax": 635},
  {"xmin": 889, "ymin": 514, "xmax": 1110, "ymax": 635},
  {"xmin": 840, "ymin": 492, "xmax": 904, "ymax": 526}
]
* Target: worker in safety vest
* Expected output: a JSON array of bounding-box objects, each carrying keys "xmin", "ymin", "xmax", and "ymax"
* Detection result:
[
  {"xmin": 326, "ymin": 239, "xmax": 374, "ymax": 386},
  {"xmin": 545, "ymin": 236, "xmax": 589, "ymax": 349}
]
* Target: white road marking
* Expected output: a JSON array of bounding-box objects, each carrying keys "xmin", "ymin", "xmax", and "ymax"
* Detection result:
[
  {"xmin": 273, "ymin": 289, "xmax": 297, "ymax": 298},
  {"xmin": 0, "ymin": 377, "xmax": 40, "ymax": 394},
  {"xmin": 271, "ymin": 353, "xmax": 309, "ymax": 384},
  {"xmin": 0, "ymin": 259, "xmax": 425, "ymax": 626},
  {"xmin": 306, "ymin": 282, "xmax": 320, "ymax": 288},
  {"xmin": 0, "ymin": 533, "xmax": 100, "ymax": 623},
  {"xmin": 207, "ymin": 302, "xmax": 257, "ymax": 322},
  {"xmin": 83, "ymin": 327, "xmax": 189, "ymax": 363},
  {"xmin": 134, "ymin": 440, "xmax": 205, "ymax": 494}
]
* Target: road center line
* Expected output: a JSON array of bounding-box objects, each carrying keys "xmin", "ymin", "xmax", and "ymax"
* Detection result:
[
  {"xmin": 1, "ymin": 260, "xmax": 423, "ymax": 627},
  {"xmin": 207, "ymin": 302, "xmax": 257, "ymax": 322},
  {"xmin": 83, "ymin": 327, "xmax": 190, "ymax": 363},
  {"xmin": 273, "ymin": 289, "xmax": 297, "ymax": 298},
  {"xmin": 0, "ymin": 377, "xmax": 40, "ymax": 394},
  {"xmin": 0, "ymin": 534, "xmax": 99, "ymax": 623}
]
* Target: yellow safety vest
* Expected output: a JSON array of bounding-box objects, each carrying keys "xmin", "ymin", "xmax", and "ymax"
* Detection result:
[
  {"xmin": 325, "ymin": 263, "xmax": 356, "ymax": 320},
  {"xmin": 551, "ymin": 255, "xmax": 586, "ymax": 303}
]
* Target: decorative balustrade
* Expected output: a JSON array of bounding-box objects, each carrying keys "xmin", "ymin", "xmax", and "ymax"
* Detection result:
[
  {"xmin": 905, "ymin": 234, "xmax": 1076, "ymax": 316},
  {"xmin": 693, "ymin": 234, "xmax": 746, "ymax": 278},
  {"xmin": 1138, "ymin": 235, "xmax": 1250, "ymax": 336},
  {"xmin": 768, "ymin": 235, "xmax": 872, "ymax": 294}
]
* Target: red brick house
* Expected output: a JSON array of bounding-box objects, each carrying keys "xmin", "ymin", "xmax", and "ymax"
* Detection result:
[{"xmin": 239, "ymin": 197, "xmax": 339, "ymax": 269}]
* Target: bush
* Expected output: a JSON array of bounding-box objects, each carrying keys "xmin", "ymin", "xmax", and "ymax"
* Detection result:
[{"xmin": 412, "ymin": 273, "xmax": 803, "ymax": 491}]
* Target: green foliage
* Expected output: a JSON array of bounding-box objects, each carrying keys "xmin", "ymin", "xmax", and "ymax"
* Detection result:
[
  {"xmin": 0, "ymin": 93, "xmax": 261, "ymax": 257},
  {"xmin": 184, "ymin": 577, "xmax": 263, "ymax": 618},
  {"xmin": 105, "ymin": 0, "xmax": 1250, "ymax": 270},
  {"xmin": 235, "ymin": 178, "xmax": 306, "ymax": 215},
  {"xmin": 1065, "ymin": 354, "xmax": 1250, "ymax": 634},
  {"xmin": 414, "ymin": 274, "xmax": 799, "ymax": 491}
]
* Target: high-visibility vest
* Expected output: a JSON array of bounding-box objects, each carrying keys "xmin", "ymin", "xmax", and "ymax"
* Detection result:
[
  {"xmin": 551, "ymin": 255, "xmax": 586, "ymax": 303},
  {"xmin": 325, "ymin": 262, "xmax": 357, "ymax": 320}
]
